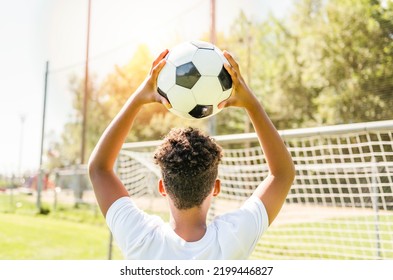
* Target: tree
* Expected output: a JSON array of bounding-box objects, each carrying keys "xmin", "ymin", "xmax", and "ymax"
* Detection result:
[
  {"xmin": 219, "ymin": 7, "xmax": 326, "ymax": 130},
  {"xmin": 315, "ymin": 0, "xmax": 393, "ymax": 124},
  {"xmin": 225, "ymin": 0, "xmax": 393, "ymax": 128}
]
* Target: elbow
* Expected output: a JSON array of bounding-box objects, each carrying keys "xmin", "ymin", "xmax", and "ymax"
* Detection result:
[
  {"xmin": 87, "ymin": 155, "xmax": 105, "ymax": 179},
  {"xmin": 284, "ymin": 150, "xmax": 296, "ymax": 184},
  {"xmin": 88, "ymin": 155, "xmax": 114, "ymax": 179},
  {"xmin": 274, "ymin": 160, "xmax": 296, "ymax": 189},
  {"xmin": 284, "ymin": 157, "xmax": 296, "ymax": 188},
  {"xmin": 87, "ymin": 157, "xmax": 97, "ymax": 180}
]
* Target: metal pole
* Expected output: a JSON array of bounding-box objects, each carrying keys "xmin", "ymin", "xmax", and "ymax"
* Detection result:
[
  {"xmin": 371, "ymin": 157, "xmax": 382, "ymax": 259},
  {"xmin": 81, "ymin": 0, "xmax": 91, "ymax": 165},
  {"xmin": 107, "ymin": 232, "xmax": 113, "ymax": 260},
  {"xmin": 37, "ymin": 61, "xmax": 49, "ymax": 211},
  {"xmin": 18, "ymin": 114, "xmax": 26, "ymax": 177},
  {"xmin": 10, "ymin": 174, "xmax": 15, "ymax": 212},
  {"xmin": 210, "ymin": 0, "xmax": 216, "ymax": 45},
  {"xmin": 107, "ymin": 157, "xmax": 119, "ymax": 260}
]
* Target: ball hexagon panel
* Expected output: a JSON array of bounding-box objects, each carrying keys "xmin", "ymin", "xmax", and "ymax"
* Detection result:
[
  {"xmin": 166, "ymin": 85, "xmax": 197, "ymax": 113},
  {"xmin": 218, "ymin": 66, "xmax": 232, "ymax": 91},
  {"xmin": 193, "ymin": 48, "xmax": 223, "ymax": 76},
  {"xmin": 192, "ymin": 76, "xmax": 223, "ymax": 105},
  {"xmin": 221, "ymin": 88, "xmax": 232, "ymax": 102},
  {"xmin": 176, "ymin": 62, "xmax": 201, "ymax": 89},
  {"xmin": 188, "ymin": 104, "xmax": 214, "ymax": 119},
  {"xmin": 157, "ymin": 61, "xmax": 176, "ymax": 93},
  {"xmin": 170, "ymin": 108, "xmax": 197, "ymax": 120},
  {"xmin": 167, "ymin": 42, "xmax": 198, "ymax": 67}
]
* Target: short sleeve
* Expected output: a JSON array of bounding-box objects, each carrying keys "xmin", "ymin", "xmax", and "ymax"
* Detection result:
[
  {"xmin": 105, "ymin": 196, "xmax": 164, "ymax": 256},
  {"xmin": 212, "ymin": 195, "xmax": 269, "ymax": 258}
]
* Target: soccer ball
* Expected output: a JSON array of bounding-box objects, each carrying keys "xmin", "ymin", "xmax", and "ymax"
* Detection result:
[{"xmin": 157, "ymin": 40, "xmax": 232, "ymax": 120}]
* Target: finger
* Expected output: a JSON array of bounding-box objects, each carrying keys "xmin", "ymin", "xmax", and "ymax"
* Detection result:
[
  {"xmin": 151, "ymin": 59, "xmax": 166, "ymax": 80},
  {"xmin": 218, "ymin": 96, "xmax": 234, "ymax": 109},
  {"xmin": 223, "ymin": 50, "xmax": 240, "ymax": 72},
  {"xmin": 159, "ymin": 49, "xmax": 169, "ymax": 60},
  {"xmin": 217, "ymin": 100, "xmax": 225, "ymax": 109},
  {"xmin": 217, "ymin": 99, "xmax": 227, "ymax": 109},
  {"xmin": 223, "ymin": 62, "xmax": 238, "ymax": 84},
  {"xmin": 151, "ymin": 49, "xmax": 169, "ymax": 70}
]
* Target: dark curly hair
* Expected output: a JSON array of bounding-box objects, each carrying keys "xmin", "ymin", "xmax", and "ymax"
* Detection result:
[{"xmin": 153, "ymin": 127, "xmax": 223, "ymax": 210}]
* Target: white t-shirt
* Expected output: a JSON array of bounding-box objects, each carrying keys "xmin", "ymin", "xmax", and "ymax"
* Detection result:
[{"xmin": 106, "ymin": 195, "xmax": 269, "ymax": 260}]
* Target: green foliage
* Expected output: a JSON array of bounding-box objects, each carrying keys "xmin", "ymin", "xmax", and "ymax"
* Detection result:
[
  {"xmin": 248, "ymin": 0, "xmax": 393, "ymax": 128},
  {"xmin": 218, "ymin": 0, "xmax": 393, "ymax": 130},
  {"xmin": 314, "ymin": 0, "xmax": 393, "ymax": 124}
]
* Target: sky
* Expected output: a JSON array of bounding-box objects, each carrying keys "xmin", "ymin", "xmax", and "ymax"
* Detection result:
[{"xmin": 0, "ymin": 0, "xmax": 293, "ymax": 175}]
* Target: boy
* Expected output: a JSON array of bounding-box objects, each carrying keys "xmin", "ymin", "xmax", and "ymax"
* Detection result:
[{"xmin": 88, "ymin": 49, "xmax": 295, "ymax": 259}]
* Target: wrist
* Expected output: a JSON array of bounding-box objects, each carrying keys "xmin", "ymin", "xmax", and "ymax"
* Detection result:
[
  {"xmin": 130, "ymin": 84, "xmax": 155, "ymax": 107},
  {"xmin": 126, "ymin": 90, "xmax": 147, "ymax": 112},
  {"xmin": 243, "ymin": 94, "xmax": 262, "ymax": 113}
]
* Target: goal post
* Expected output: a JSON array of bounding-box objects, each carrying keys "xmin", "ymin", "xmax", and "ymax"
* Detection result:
[{"xmin": 116, "ymin": 120, "xmax": 393, "ymax": 259}]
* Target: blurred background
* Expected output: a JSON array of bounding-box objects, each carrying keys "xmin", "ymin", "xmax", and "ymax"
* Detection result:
[{"xmin": 0, "ymin": 0, "xmax": 392, "ymax": 259}]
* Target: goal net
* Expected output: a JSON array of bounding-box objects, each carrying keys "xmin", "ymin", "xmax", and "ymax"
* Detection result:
[{"xmin": 117, "ymin": 120, "xmax": 393, "ymax": 259}]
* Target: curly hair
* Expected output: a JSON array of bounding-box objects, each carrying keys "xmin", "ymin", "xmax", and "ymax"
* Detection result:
[{"xmin": 153, "ymin": 127, "xmax": 223, "ymax": 210}]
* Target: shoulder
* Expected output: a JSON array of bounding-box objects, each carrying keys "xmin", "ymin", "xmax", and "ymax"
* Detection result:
[
  {"xmin": 206, "ymin": 196, "xmax": 269, "ymax": 259},
  {"xmin": 244, "ymin": 196, "xmax": 269, "ymax": 231},
  {"xmin": 106, "ymin": 196, "xmax": 136, "ymax": 223},
  {"xmin": 105, "ymin": 197, "xmax": 167, "ymax": 258},
  {"xmin": 242, "ymin": 195, "xmax": 268, "ymax": 218},
  {"xmin": 215, "ymin": 196, "xmax": 268, "ymax": 224},
  {"xmin": 212, "ymin": 196, "xmax": 269, "ymax": 241},
  {"xmin": 106, "ymin": 197, "xmax": 164, "ymax": 241}
]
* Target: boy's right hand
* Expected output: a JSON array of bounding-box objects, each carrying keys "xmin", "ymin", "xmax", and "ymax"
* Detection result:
[
  {"xmin": 133, "ymin": 49, "xmax": 171, "ymax": 108},
  {"xmin": 218, "ymin": 51, "xmax": 259, "ymax": 110}
]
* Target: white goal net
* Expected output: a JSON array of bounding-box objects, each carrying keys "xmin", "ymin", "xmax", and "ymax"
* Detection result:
[{"xmin": 117, "ymin": 120, "xmax": 393, "ymax": 259}]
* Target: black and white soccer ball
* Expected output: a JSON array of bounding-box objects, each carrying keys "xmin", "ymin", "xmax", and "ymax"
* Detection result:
[{"xmin": 157, "ymin": 40, "xmax": 232, "ymax": 120}]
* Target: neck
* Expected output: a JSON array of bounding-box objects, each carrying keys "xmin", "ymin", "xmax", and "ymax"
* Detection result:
[{"xmin": 169, "ymin": 202, "xmax": 209, "ymax": 242}]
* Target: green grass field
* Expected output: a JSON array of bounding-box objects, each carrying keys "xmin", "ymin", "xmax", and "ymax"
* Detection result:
[
  {"xmin": 0, "ymin": 193, "xmax": 122, "ymax": 260},
  {"xmin": 0, "ymin": 212, "xmax": 123, "ymax": 259},
  {"xmin": 253, "ymin": 215, "xmax": 393, "ymax": 260},
  {"xmin": 1, "ymin": 193, "xmax": 392, "ymax": 260}
]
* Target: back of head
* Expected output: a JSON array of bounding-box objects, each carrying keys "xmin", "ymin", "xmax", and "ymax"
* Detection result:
[{"xmin": 154, "ymin": 127, "xmax": 223, "ymax": 210}]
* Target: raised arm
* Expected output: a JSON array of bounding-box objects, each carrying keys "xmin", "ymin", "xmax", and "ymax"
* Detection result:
[
  {"xmin": 88, "ymin": 49, "xmax": 169, "ymax": 216},
  {"xmin": 220, "ymin": 51, "xmax": 295, "ymax": 225}
]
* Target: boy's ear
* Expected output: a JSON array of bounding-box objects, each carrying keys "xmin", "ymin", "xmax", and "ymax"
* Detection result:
[
  {"xmin": 212, "ymin": 179, "xmax": 221, "ymax": 197},
  {"xmin": 158, "ymin": 179, "xmax": 167, "ymax": 197}
]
